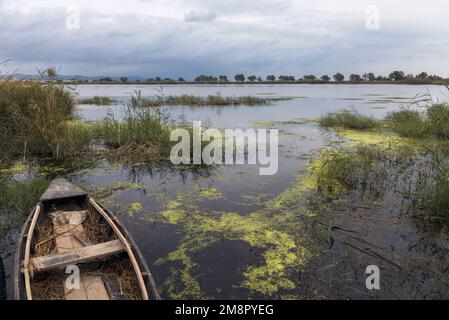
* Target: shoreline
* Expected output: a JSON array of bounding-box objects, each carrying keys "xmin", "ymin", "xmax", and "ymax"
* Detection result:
[{"xmin": 47, "ymin": 80, "xmax": 449, "ymax": 86}]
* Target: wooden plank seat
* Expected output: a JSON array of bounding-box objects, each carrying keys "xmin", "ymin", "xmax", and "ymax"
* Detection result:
[{"xmin": 31, "ymin": 240, "xmax": 125, "ymax": 273}]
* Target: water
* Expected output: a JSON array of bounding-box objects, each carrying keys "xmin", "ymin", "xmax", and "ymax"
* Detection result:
[
  {"xmin": 75, "ymin": 83, "xmax": 448, "ymax": 125},
  {"xmin": 2, "ymin": 84, "xmax": 449, "ymax": 299}
]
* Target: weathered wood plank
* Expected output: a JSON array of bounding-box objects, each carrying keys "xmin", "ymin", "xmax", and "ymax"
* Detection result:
[
  {"xmin": 54, "ymin": 224, "xmax": 85, "ymax": 253},
  {"xmin": 64, "ymin": 275, "xmax": 110, "ymax": 300},
  {"xmin": 73, "ymin": 233, "xmax": 92, "ymax": 247},
  {"xmin": 40, "ymin": 178, "xmax": 87, "ymax": 201},
  {"xmin": 31, "ymin": 240, "xmax": 124, "ymax": 272}
]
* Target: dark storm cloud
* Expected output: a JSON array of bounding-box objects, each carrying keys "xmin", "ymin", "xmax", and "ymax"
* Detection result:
[{"xmin": 1, "ymin": 0, "xmax": 449, "ymax": 78}]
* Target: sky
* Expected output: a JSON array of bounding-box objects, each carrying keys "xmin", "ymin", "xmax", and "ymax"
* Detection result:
[{"xmin": 1, "ymin": 0, "xmax": 448, "ymax": 79}]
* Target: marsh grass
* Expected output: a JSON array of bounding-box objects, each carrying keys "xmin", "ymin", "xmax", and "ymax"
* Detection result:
[
  {"xmin": 318, "ymin": 100, "xmax": 449, "ymax": 218},
  {"xmin": 0, "ymin": 177, "xmax": 50, "ymax": 242},
  {"xmin": 314, "ymin": 145, "xmax": 392, "ymax": 199},
  {"xmin": 384, "ymin": 110, "xmax": 427, "ymax": 138},
  {"xmin": 79, "ymin": 96, "xmax": 115, "ymax": 105},
  {"xmin": 413, "ymin": 144, "xmax": 449, "ymax": 218},
  {"xmin": 319, "ymin": 110, "xmax": 380, "ymax": 130},
  {"xmin": 100, "ymin": 105, "xmax": 172, "ymax": 159},
  {"xmin": 134, "ymin": 94, "xmax": 286, "ymax": 107},
  {"xmin": 0, "ymin": 79, "xmax": 76, "ymax": 162},
  {"xmin": 321, "ymin": 103, "xmax": 449, "ymax": 140}
]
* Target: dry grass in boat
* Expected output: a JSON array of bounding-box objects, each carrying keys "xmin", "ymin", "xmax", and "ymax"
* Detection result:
[
  {"xmin": 34, "ymin": 216, "xmax": 56, "ymax": 256},
  {"xmin": 83, "ymin": 205, "xmax": 116, "ymax": 244}
]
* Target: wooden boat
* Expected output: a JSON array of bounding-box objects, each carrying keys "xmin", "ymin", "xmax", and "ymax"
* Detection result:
[{"xmin": 14, "ymin": 178, "xmax": 160, "ymax": 300}]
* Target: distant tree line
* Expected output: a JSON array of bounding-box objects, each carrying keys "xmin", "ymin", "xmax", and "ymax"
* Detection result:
[
  {"xmin": 189, "ymin": 71, "xmax": 445, "ymax": 83},
  {"xmin": 74, "ymin": 71, "xmax": 446, "ymax": 84}
]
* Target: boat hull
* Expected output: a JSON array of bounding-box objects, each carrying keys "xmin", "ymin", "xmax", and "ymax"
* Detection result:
[{"xmin": 14, "ymin": 188, "xmax": 160, "ymax": 300}]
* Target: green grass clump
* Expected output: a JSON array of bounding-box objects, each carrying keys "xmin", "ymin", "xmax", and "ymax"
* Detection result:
[
  {"xmin": 384, "ymin": 103, "xmax": 449, "ymax": 139},
  {"xmin": 0, "ymin": 177, "xmax": 50, "ymax": 241},
  {"xmin": 319, "ymin": 111, "xmax": 380, "ymax": 130},
  {"xmin": 0, "ymin": 79, "xmax": 77, "ymax": 162},
  {"xmin": 384, "ymin": 109, "xmax": 427, "ymax": 138},
  {"xmin": 79, "ymin": 96, "xmax": 115, "ymax": 105},
  {"xmin": 100, "ymin": 105, "xmax": 172, "ymax": 159},
  {"xmin": 426, "ymin": 103, "xmax": 449, "ymax": 139},
  {"xmin": 314, "ymin": 145, "xmax": 389, "ymax": 197}
]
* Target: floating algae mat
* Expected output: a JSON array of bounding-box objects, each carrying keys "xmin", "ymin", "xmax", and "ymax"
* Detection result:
[{"xmin": 125, "ymin": 151, "xmax": 338, "ymax": 299}]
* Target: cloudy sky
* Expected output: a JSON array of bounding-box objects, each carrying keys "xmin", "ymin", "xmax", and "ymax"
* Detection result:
[{"xmin": 1, "ymin": 0, "xmax": 448, "ymax": 78}]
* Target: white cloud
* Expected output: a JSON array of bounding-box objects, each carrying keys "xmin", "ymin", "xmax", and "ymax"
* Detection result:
[{"xmin": 184, "ymin": 10, "xmax": 216, "ymax": 22}]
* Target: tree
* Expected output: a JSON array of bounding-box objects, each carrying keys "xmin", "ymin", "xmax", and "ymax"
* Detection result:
[
  {"xmin": 367, "ymin": 73, "xmax": 376, "ymax": 81},
  {"xmin": 333, "ymin": 73, "xmax": 344, "ymax": 82},
  {"xmin": 303, "ymin": 75, "xmax": 317, "ymax": 81},
  {"xmin": 266, "ymin": 75, "xmax": 276, "ymax": 81},
  {"xmin": 278, "ymin": 75, "xmax": 295, "ymax": 81},
  {"xmin": 248, "ymin": 75, "xmax": 257, "ymax": 82},
  {"xmin": 320, "ymin": 75, "xmax": 331, "ymax": 82},
  {"xmin": 416, "ymin": 72, "xmax": 428, "ymax": 79},
  {"xmin": 234, "ymin": 74, "xmax": 245, "ymax": 82},
  {"xmin": 120, "ymin": 76, "xmax": 128, "ymax": 82},
  {"xmin": 428, "ymin": 74, "xmax": 443, "ymax": 81},
  {"xmin": 195, "ymin": 75, "xmax": 217, "ymax": 82},
  {"xmin": 257, "ymin": 76, "xmax": 262, "ymax": 82},
  {"xmin": 219, "ymin": 75, "xmax": 229, "ymax": 82},
  {"xmin": 178, "ymin": 77, "xmax": 185, "ymax": 82},
  {"xmin": 388, "ymin": 70, "xmax": 405, "ymax": 81},
  {"xmin": 349, "ymin": 74, "xmax": 362, "ymax": 81}
]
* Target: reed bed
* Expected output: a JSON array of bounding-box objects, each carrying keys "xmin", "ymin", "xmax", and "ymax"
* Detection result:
[
  {"xmin": 318, "ymin": 99, "xmax": 449, "ymax": 218},
  {"xmin": 78, "ymin": 96, "xmax": 115, "ymax": 105},
  {"xmin": 135, "ymin": 94, "xmax": 285, "ymax": 107}
]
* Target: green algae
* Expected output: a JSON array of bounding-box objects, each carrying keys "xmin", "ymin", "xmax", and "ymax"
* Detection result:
[
  {"xmin": 127, "ymin": 202, "xmax": 143, "ymax": 217},
  {"xmin": 335, "ymin": 129, "xmax": 409, "ymax": 147},
  {"xmin": 0, "ymin": 162, "xmax": 67, "ymax": 174},
  {"xmin": 198, "ymin": 187, "xmax": 222, "ymax": 199},
  {"xmin": 141, "ymin": 166, "xmax": 321, "ymax": 298},
  {"xmin": 249, "ymin": 119, "xmax": 318, "ymax": 127}
]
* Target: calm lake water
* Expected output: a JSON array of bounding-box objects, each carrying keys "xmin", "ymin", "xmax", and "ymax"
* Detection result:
[{"xmin": 2, "ymin": 84, "xmax": 449, "ymax": 299}]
